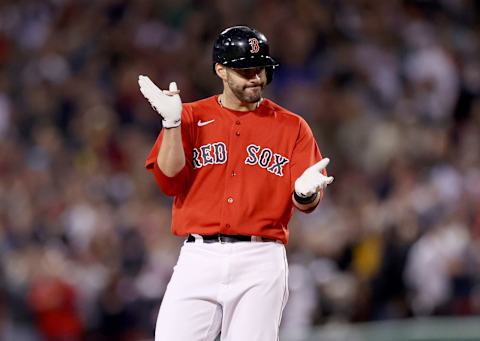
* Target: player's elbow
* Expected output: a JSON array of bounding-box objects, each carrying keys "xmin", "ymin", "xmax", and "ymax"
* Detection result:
[
  {"xmin": 149, "ymin": 162, "xmax": 189, "ymax": 196},
  {"xmin": 157, "ymin": 162, "xmax": 185, "ymax": 177}
]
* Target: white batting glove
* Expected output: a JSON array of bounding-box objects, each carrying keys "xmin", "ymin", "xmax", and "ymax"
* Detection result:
[
  {"xmin": 138, "ymin": 75, "xmax": 182, "ymax": 128},
  {"xmin": 295, "ymin": 158, "xmax": 334, "ymax": 198}
]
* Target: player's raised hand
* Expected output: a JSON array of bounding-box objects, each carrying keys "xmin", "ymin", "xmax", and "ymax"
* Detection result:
[
  {"xmin": 138, "ymin": 75, "xmax": 182, "ymax": 128},
  {"xmin": 295, "ymin": 158, "xmax": 334, "ymax": 198}
]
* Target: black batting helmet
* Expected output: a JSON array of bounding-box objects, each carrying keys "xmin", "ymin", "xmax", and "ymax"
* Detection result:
[{"xmin": 212, "ymin": 26, "xmax": 279, "ymax": 84}]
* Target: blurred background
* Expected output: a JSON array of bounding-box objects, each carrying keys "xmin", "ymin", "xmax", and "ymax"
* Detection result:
[{"xmin": 0, "ymin": 0, "xmax": 480, "ymax": 340}]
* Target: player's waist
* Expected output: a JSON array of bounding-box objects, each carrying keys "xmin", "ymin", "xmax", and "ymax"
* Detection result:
[{"xmin": 186, "ymin": 233, "xmax": 280, "ymax": 244}]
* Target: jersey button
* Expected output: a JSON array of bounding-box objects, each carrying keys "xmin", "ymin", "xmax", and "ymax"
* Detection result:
[
  {"xmin": 225, "ymin": 224, "xmax": 231, "ymax": 228},
  {"xmin": 235, "ymin": 120, "xmax": 241, "ymax": 125},
  {"xmin": 235, "ymin": 131, "xmax": 240, "ymax": 136},
  {"xmin": 227, "ymin": 197, "xmax": 234, "ymax": 204},
  {"xmin": 231, "ymin": 171, "xmax": 236, "ymax": 176}
]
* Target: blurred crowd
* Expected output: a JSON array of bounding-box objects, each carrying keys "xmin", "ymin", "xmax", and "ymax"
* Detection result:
[{"xmin": 0, "ymin": 0, "xmax": 479, "ymax": 340}]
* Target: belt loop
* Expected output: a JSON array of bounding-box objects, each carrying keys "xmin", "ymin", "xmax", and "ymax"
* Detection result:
[
  {"xmin": 191, "ymin": 234, "xmax": 203, "ymax": 243},
  {"xmin": 251, "ymin": 236, "xmax": 261, "ymax": 242}
]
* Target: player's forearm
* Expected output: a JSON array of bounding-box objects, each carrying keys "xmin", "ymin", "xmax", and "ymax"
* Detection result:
[{"xmin": 157, "ymin": 127, "xmax": 186, "ymax": 177}]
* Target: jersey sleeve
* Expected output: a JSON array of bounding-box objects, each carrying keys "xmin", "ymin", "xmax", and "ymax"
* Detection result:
[
  {"xmin": 145, "ymin": 105, "xmax": 194, "ymax": 196},
  {"xmin": 290, "ymin": 118, "xmax": 326, "ymax": 209}
]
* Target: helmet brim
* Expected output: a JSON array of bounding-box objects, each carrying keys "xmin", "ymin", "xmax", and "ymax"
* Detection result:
[{"xmin": 223, "ymin": 55, "xmax": 279, "ymax": 69}]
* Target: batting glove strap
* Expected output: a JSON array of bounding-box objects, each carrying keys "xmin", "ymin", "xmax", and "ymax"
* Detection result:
[
  {"xmin": 294, "ymin": 191, "xmax": 318, "ymax": 205},
  {"xmin": 162, "ymin": 118, "xmax": 181, "ymax": 129}
]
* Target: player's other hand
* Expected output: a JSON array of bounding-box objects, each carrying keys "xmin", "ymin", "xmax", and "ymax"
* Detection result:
[
  {"xmin": 295, "ymin": 158, "xmax": 334, "ymax": 197},
  {"xmin": 138, "ymin": 75, "xmax": 182, "ymax": 128}
]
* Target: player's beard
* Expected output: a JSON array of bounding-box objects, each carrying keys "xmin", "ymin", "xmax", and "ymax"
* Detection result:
[{"xmin": 228, "ymin": 79, "xmax": 265, "ymax": 103}]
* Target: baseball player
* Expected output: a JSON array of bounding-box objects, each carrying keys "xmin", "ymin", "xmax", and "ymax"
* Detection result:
[{"xmin": 140, "ymin": 26, "xmax": 333, "ymax": 341}]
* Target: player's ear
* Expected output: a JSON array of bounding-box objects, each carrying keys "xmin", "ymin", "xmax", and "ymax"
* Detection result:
[{"xmin": 215, "ymin": 63, "xmax": 227, "ymax": 81}]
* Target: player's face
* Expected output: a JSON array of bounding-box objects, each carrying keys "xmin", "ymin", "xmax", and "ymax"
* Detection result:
[{"xmin": 226, "ymin": 67, "xmax": 267, "ymax": 103}]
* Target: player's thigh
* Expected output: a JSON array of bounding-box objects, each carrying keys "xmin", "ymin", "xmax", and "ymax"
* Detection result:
[
  {"xmin": 222, "ymin": 245, "xmax": 289, "ymax": 341},
  {"xmin": 155, "ymin": 244, "xmax": 223, "ymax": 341},
  {"xmin": 155, "ymin": 292, "xmax": 222, "ymax": 341}
]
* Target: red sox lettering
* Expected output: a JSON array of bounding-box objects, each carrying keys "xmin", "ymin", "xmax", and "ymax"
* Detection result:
[
  {"xmin": 244, "ymin": 144, "xmax": 289, "ymax": 176},
  {"xmin": 192, "ymin": 142, "xmax": 227, "ymax": 169},
  {"xmin": 191, "ymin": 142, "xmax": 290, "ymax": 176}
]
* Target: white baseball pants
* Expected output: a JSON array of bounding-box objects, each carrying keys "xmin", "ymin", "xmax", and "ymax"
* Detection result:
[{"xmin": 155, "ymin": 239, "xmax": 289, "ymax": 341}]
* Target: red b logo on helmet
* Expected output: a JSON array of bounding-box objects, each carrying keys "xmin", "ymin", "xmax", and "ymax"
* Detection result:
[{"xmin": 248, "ymin": 38, "xmax": 260, "ymax": 53}]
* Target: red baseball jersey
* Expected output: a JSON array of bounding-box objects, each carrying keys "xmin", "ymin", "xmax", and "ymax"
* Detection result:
[{"xmin": 145, "ymin": 95, "xmax": 325, "ymax": 244}]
